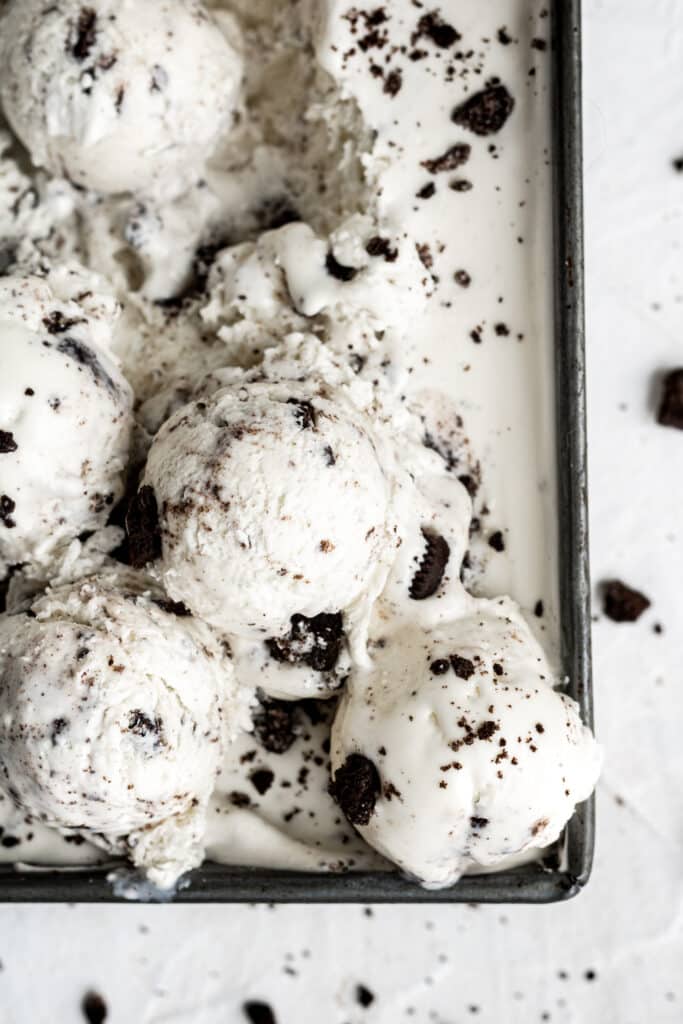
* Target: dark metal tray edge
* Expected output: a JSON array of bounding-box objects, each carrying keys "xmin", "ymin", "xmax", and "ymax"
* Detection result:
[{"xmin": 0, "ymin": 0, "xmax": 593, "ymax": 904}]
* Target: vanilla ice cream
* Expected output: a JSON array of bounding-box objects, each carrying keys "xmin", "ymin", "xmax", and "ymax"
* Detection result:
[
  {"xmin": 140, "ymin": 378, "xmax": 399, "ymax": 642},
  {"xmin": 331, "ymin": 598, "xmax": 602, "ymax": 889},
  {"xmin": 0, "ymin": 569, "xmax": 239, "ymax": 888},
  {"xmin": 0, "ymin": 0, "xmax": 242, "ymax": 197},
  {"xmin": 0, "ymin": 268, "xmax": 133, "ymax": 575},
  {"xmin": 0, "ymin": 0, "xmax": 600, "ymax": 893}
]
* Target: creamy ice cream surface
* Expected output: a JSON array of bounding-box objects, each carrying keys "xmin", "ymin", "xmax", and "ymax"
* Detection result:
[
  {"xmin": 331, "ymin": 599, "xmax": 602, "ymax": 889},
  {"xmin": 0, "ymin": 0, "xmax": 600, "ymax": 895},
  {"xmin": 0, "ymin": 0, "xmax": 242, "ymax": 197},
  {"xmin": 0, "ymin": 569, "xmax": 242, "ymax": 889},
  {"xmin": 0, "ymin": 267, "xmax": 133, "ymax": 576}
]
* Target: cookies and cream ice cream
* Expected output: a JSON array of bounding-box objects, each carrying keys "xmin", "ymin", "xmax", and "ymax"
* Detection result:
[
  {"xmin": 141, "ymin": 377, "xmax": 397, "ymax": 641},
  {"xmin": 0, "ymin": 570, "xmax": 240, "ymax": 888},
  {"xmin": 0, "ymin": 0, "xmax": 599, "ymax": 895},
  {"xmin": 0, "ymin": 0, "xmax": 242, "ymax": 197},
  {"xmin": 0, "ymin": 267, "xmax": 133, "ymax": 575},
  {"xmin": 331, "ymin": 599, "xmax": 602, "ymax": 889}
]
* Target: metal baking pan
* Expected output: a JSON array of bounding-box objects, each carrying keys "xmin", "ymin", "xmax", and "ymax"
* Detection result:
[{"xmin": 0, "ymin": 0, "xmax": 593, "ymax": 903}]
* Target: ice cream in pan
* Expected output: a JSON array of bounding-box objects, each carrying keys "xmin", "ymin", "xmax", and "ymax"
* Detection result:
[{"xmin": 0, "ymin": 0, "xmax": 600, "ymax": 893}]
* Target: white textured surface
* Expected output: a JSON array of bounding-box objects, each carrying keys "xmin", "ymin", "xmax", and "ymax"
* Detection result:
[{"xmin": 0, "ymin": 2, "xmax": 681, "ymax": 1022}]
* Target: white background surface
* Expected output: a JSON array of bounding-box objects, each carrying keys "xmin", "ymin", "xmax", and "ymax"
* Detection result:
[{"xmin": 0, "ymin": 2, "xmax": 682, "ymax": 1021}]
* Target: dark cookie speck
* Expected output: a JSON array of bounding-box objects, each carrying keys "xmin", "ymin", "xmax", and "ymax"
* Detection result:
[
  {"xmin": 488, "ymin": 530, "xmax": 505, "ymax": 552},
  {"xmin": 252, "ymin": 700, "xmax": 298, "ymax": 755},
  {"xmin": 56, "ymin": 337, "xmax": 117, "ymax": 393},
  {"xmin": 81, "ymin": 991, "xmax": 108, "ymax": 1024},
  {"xmin": 128, "ymin": 709, "xmax": 164, "ymax": 743},
  {"xmin": 602, "ymin": 580, "xmax": 651, "ymax": 623},
  {"xmin": 450, "ymin": 655, "xmax": 475, "ymax": 680},
  {"xmin": 422, "ymin": 143, "xmax": 471, "ymax": 174},
  {"xmin": 657, "ymin": 369, "xmax": 683, "ymax": 429},
  {"xmin": 267, "ymin": 612, "xmax": 345, "ymax": 673},
  {"xmin": 152, "ymin": 598, "xmax": 192, "ymax": 617},
  {"xmin": 286, "ymin": 398, "xmax": 317, "ymax": 430},
  {"xmin": 410, "ymin": 529, "xmax": 450, "ymax": 600},
  {"xmin": 417, "ymin": 182, "xmax": 436, "ymax": 199},
  {"xmin": 71, "ymin": 8, "xmax": 97, "ymax": 62},
  {"xmin": 250, "ymin": 768, "xmax": 275, "ymax": 796},
  {"xmin": 384, "ymin": 69, "xmax": 403, "ymax": 96},
  {"xmin": 325, "ymin": 251, "xmax": 358, "ymax": 282},
  {"xmin": 413, "ymin": 12, "xmax": 460, "ymax": 49},
  {"xmin": 125, "ymin": 486, "xmax": 162, "ymax": 568},
  {"xmin": 43, "ymin": 311, "xmax": 84, "ymax": 335},
  {"xmin": 0, "ymin": 431, "xmax": 17, "ymax": 454},
  {"xmin": 0, "ymin": 495, "xmax": 16, "ymax": 529},
  {"xmin": 355, "ymin": 984, "xmax": 376, "ymax": 1008},
  {"xmin": 243, "ymin": 1002, "xmax": 277, "ymax": 1024},
  {"xmin": 452, "ymin": 83, "xmax": 515, "ymax": 136},
  {"xmin": 331, "ymin": 753, "xmax": 381, "ymax": 827},
  {"xmin": 366, "ymin": 236, "xmax": 398, "ymax": 262},
  {"xmin": 50, "ymin": 718, "xmax": 69, "ymax": 746}
]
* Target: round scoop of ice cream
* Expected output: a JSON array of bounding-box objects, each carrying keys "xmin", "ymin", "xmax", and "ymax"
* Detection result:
[
  {"xmin": 330, "ymin": 598, "xmax": 602, "ymax": 889},
  {"xmin": 0, "ymin": 272, "xmax": 133, "ymax": 573},
  {"xmin": 0, "ymin": 571, "xmax": 235, "ymax": 887},
  {"xmin": 0, "ymin": 0, "xmax": 242, "ymax": 196},
  {"xmin": 139, "ymin": 381, "xmax": 397, "ymax": 642}
]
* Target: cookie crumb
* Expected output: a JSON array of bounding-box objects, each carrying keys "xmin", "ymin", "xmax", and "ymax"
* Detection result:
[
  {"xmin": 657, "ymin": 368, "xmax": 683, "ymax": 429},
  {"xmin": 452, "ymin": 83, "xmax": 515, "ymax": 136},
  {"xmin": 355, "ymin": 984, "xmax": 376, "ymax": 1008},
  {"xmin": 243, "ymin": 1001, "xmax": 277, "ymax": 1024},
  {"xmin": 82, "ymin": 992, "xmax": 107, "ymax": 1024},
  {"xmin": 331, "ymin": 754, "xmax": 380, "ymax": 826},
  {"xmin": 488, "ymin": 530, "xmax": 505, "ymax": 552},
  {"xmin": 602, "ymin": 580, "xmax": 650, "ymax": 622}
]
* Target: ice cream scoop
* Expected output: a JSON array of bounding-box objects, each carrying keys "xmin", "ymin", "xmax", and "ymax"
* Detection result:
[
  {"xmin": 0, "ymin": 0, "xmax": 242, "ymax": 197},
  {"xmin": 0, "ymin": 269, "xmax": 133, "ymax": 575},
  {"xmin": 330, "ymin": 597, "xmax": 602, "ymax": 888},
  {"xmin": 139, "ymin": 379, "xmax": 399, "ymax": 645},
  {"xmin": 0, "ymin": 569, "xmax": 240, "ymax": 888}
]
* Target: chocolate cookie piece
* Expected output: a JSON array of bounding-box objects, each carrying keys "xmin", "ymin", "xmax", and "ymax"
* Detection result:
[
  {"xmin": 249, "ymin": 768, "xmax": 275, "ymax": 796},
  {"xmin": 412, "ymin": 11, "xmax": 461, "ymax": 48},
  {"xmin": 252, "ymin": 699, "xmax": 298, "ymax": 755},
  {"xmin": 657, "ymin": 368, "xmax": 683, "ymax": 429},
  {"xmin": 266, "ymin": 612, "xmax": 345, "ymax": 673},
  {"xmin": 409, "ymin": 529, "xmax": 450, "ymax": 600},
  {"xmin": 243, "ymin": 1002, "xmax": 277, "ymax": 1024},
  {"xmin": 0, "ymin": 495, "xmax": 16, "ymax": 529},
  {"xmin": 421, "ymin": 142, "xmax": 471, "ymax": 174},
  {"xmin": 151, "ymin": 597, "xmax": 192, "ymax": 617},
  {"xmin": 286, "ymin": 398, "xmax": 317, "ymax": 430},
  {"xmin": 128, "ymin": 710, "xmax": 164, "ymax": 746},
  {"xmin": 43, "ymin": 311, "xmax": 84, "ymax": 335},
  {"xmin": 602, "ymin": 580, "xmax": 651, "ymax": 622},
  {"xmin": 0, "ymin": 431, "xmax": 17, "ymax": 454},
  {"xmin": 56, "ymin": 337, "xmax": 117, "ymax": 394},
  {"xmin": 325, "ymin": 251, "xmax": 358, "ymax": 282},
  {"xmin": 331, "ymin": 753, "xmax": 381, "ymax": 826},
  {"xmin": 366, "ymin": 236, "xmax": 398, "ymax": 262},
  {"xmin": 488, "ymin": 530, "xmax": 505, "ymax": 552},
  {"xmin": 125, "ymin": 485, "xmax": 162, "ymax": 568},
  {"xmin": 81, "ymin": 991, "xmax": 107, "ymax": 1024},
  {"xmin": 71, "ymin": 8, "xmax": 97, "ymax": 62},
  {"xmin": 452, "ymin": 83, "xmax": 515, "ymax": 136},
  {"xmin": 450, "ymin": 654, "xmax": 475, "ymax": 680},
  {"xmin": 355, "ymin": 985, "xmax": 376, "ymax": 1008}
]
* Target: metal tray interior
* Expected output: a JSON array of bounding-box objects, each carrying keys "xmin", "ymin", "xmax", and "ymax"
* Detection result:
[{"xmin": 0, "ymin": 0, "xmax": 594, "ymax": 904}]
